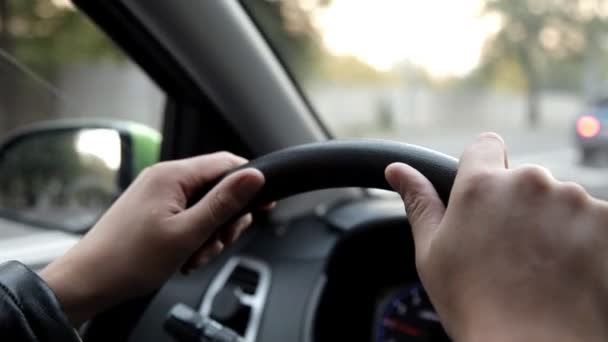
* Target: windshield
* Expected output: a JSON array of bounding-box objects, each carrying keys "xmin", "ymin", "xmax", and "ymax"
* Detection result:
[{"xmin": 243, "ymin": 0, "xmax": 608, "ymax": 199}]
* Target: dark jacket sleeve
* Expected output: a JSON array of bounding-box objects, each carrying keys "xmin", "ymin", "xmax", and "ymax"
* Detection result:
[{"xmin": 0, "ymin": 261, "xmax": 81, "ymax": 342}]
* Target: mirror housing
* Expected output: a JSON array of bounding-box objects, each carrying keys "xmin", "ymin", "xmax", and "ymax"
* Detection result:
[{"xmin": 0, "ymin": 119, "xmax": 161, "ymax": 233}]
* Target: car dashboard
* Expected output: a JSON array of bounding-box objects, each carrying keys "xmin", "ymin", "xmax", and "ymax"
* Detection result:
[{"xmin": 116, "ymin": 198, "xmax": 448, "ymax": 342}]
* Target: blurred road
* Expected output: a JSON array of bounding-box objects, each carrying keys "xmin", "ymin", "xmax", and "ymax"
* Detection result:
[{"xmin": 402, "ymin": 126, "xmax": 608, "ymax": 200}]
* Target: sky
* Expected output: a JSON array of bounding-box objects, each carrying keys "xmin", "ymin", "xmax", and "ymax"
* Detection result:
[{"xmin": 310, "ymin": 0, "xmax": 501, "ymax": 78}]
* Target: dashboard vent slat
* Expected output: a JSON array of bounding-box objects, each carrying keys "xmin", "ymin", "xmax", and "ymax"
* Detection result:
[
  {"xmin": 228, "ymin": 265, "xmax": 260, "ymax": 295},
  {"xmin": 199, "ymin": 257, "xmax": 271, "ymax": 342}
]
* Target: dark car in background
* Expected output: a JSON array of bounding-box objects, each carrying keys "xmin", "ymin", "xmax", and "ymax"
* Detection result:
[{"xmin": 576, "ymin": 98, "xmax": 608, "ymax": 162}]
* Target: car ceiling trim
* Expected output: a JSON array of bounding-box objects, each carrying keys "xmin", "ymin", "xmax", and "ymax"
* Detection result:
[{"xmin": 122, "ymin": 0, "xmax": 327, "ymax": 154}]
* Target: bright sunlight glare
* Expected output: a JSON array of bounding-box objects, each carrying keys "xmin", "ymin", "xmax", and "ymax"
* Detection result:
[
  {"xmin": 75, "ymin": 129, "xmax": 122, "ymax": 170},
  {"xmin": 312, "ymin": 0, "xmax": 501, "ymax": 78},
  {"xmin": 51, "ymin": 0, "xmax": 74, "ymax": 8}
]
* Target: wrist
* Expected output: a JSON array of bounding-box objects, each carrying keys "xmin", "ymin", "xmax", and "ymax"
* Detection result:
[
  {"xmin": 451, "ymin": 310, "xmax": 608, "ymax": 342},
  {"xmin": 40, "ymin": 255, "xmax": 104, "ymax": 326}
]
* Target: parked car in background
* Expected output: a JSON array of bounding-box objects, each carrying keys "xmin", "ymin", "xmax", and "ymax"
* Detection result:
[{"xmin": 575, "ymin": 97, "xmax": 608, "ymax": 163}]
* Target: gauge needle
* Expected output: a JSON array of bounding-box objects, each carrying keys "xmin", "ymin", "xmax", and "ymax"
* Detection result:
[
  {"xmin": 383, "ymin": 318, "xmax": 420, "ymax": 336},
  {"xmin": 418, "ymin": 310, "xmax": 440, "ymax": 322}
]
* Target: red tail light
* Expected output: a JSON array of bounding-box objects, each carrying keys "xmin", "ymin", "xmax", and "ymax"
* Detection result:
[{"xmin": 577, "ymin": 115, "xmax": 601, "ymax": 138}]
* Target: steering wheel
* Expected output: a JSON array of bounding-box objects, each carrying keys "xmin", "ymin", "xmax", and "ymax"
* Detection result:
[
  {"xmin": 233, "ymin": 139, "xmax": 457, "ymax": 206},
  {"xmin": 83, "ymin": 139, "xmax": 459, "ymax": 341}
]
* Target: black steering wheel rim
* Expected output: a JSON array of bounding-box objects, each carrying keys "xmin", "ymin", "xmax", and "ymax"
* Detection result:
[
  {"xmin": 83, "ymin": 139, "xmax": 458, "ymax": 341},
  {"xmin": 232, "ymin": 139, "xmax": 457, "ymax": 206}
]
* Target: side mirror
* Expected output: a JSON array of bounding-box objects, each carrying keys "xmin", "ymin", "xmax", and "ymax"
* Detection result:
[{"xmin": 0, "ymin": 120, "xmax": 161, "ymax": 233}]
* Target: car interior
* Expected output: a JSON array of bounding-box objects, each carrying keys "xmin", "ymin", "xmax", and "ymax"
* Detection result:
[
  {"xmin": 64, "ymin": 1, "xmax": 453, "ymax": 341},
  {"xmin": 3, "ymin": 0, "xmax": 605, "ymax": 341}
]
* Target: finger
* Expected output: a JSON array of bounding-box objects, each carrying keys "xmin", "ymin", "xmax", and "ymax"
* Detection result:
[
  {"xmin": 512, "ymin": 163, "xmax": 554, "ymax": 179},
  {"xmin": 459, "ymin": 132, "xmax": 507, "ymax": 175},
  {"xmin": 170, "ymin": 152, "xmax": 248, "ymax": 197},
  {"xmin": 385, "ymin": 163, "xmax": 446, "ymax": 249},
  {"xmin": 186, "ymin": 214, "xmax": 243, "ymax": 263},
  {"xmin": 178, "ymin": 168, "xmax": 264, "ymax": 242},
  {"xmin": 181, "ymin": 238, "xmax": 225, "ymax": 274},
  {"xmin": 220, "ymin": 213, "xmax": 253, "ymax": 245},
  {"xmin": 509, "ymin": 164, "xmax": 556, "ymax": 195}
]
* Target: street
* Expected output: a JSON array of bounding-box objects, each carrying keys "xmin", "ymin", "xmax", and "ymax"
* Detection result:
[{"xmin": 400, "ymin": 126, "xmax": 608, "ymax": 200}]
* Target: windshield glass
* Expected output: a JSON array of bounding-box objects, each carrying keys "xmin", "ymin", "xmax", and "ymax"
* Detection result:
[{"xmin": 243, "ymin": 0, "xmax": 608, "ymax": 199}]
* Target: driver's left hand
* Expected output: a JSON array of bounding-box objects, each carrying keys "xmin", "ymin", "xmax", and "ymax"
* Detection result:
[{"xmin": 41, "ymin": 152, "xmax": 264, "ymax": 326}]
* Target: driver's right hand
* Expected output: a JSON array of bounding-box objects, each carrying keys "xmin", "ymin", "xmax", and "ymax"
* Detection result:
[{"xmin": 386, "ymin": 132, "xmax": 608, "ymax": 342}]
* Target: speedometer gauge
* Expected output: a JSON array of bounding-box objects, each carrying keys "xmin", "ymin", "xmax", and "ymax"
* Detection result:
[{"xmin": 375, "ymin": 283, "xmax": 450, "ymax": 342}]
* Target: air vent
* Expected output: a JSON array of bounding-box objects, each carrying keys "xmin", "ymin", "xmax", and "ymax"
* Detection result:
[
  {"xmin": 228, "ymin": 265, "xmax": 260, "ymax": 295},
  {"xmin": 200, "ymin": 257, "xmax": 271, "ymax": 342}
]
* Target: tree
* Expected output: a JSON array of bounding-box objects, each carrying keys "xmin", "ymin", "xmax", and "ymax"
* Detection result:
[
  {"xmin": 481, "ymin": 0, "xmax": 608, "ymax": 128},
  {"xmin": 241, "ymin": 0, "xmax": 327, "ymax": 78},
  {"xmin": 4, "ymin": 0, "xmax": 123, "ymax": 77},
  {"xmin": 0, "ymin": 0, "xmax": 9, "ymax": 51}
]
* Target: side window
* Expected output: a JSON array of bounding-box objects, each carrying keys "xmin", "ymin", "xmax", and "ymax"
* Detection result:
[
  {"xmin": 0, "ymin": 0, "xmax": 165, "ymax": 131},
  {"xmin": 0, "ymin": 1, "xmax": 165, "ymax": 234}
]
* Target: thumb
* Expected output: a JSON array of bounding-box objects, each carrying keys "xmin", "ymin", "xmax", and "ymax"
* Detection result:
[
  {"xmin": 385, "ymin": 163, "xmax": 445, "ymax": 248},
  {"xmin": 179, "ymin": 168, "xmax": 265, "ymax": 242}
]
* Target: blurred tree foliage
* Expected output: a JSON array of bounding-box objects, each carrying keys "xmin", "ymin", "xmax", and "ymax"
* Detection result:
[
  {"xmin": 317, "ymin": 55, "xmax": 400, "ymax": 84},
  {"xmin": 0, "ymin": 130, "xmax": 118, "ymax": 230},
  {"xmin": 0, "ymin": 132, "xmax": 81, "ymax": 207},
  {"xmin": 0, "ymin": 0, "xmax": 123, "ymax": 78},
  {"xmin": 0, "ymin": 131, "xmax": 110, "ymax": 206},
  {"xmin": 242, "ymin": 0, "xmax": 323, "ymax": 78},
  {"xmin": 479, "ymin": 0, "xmax": 608, "ymax": 127}
]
